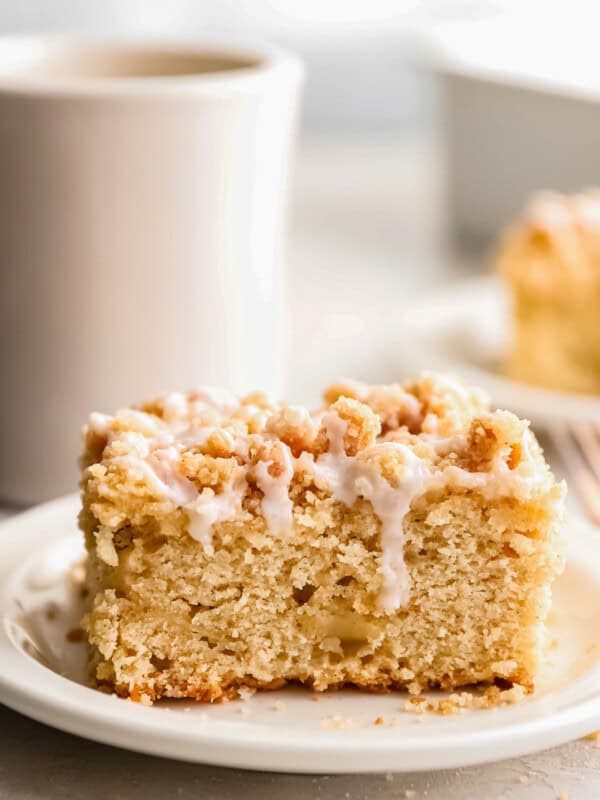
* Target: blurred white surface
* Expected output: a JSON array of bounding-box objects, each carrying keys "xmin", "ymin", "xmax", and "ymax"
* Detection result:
[
  {"xmin": 418, "ymin": 10, "xmax": 600, "ymax": 98},
  {"xmin": 0, "ymin": 0, "xmax": 434, "ymax": 134},
  {"xmin": 0, "ymin": 38, "xmax": 302, "ymax": 505},
  {"xmin": 416, "ymin": 11, "xmax": 600, "ymax": 241},
  {"xmin": 287, "ymin": 131, "xmax": 460, "ymax": 403}
]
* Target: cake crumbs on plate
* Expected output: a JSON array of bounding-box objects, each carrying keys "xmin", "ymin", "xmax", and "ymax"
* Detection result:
[
  {"xmin": 373, "ymin": 716, "xmax": 384, "ymax": 726},
  {"xmin": 403, "ymin": 684, "xmax": 528, "ymax": 715},
  {"xmin": 385, "ymin": 772, "xmax": 394, "ymax": 782},
  {"xmin": 558, "ymin": 793, "xmax": 569, "ymax": 800},
  {"xmin": 320, "ymin": 714, "xmax": 358, "ymax": 730},
  {"xmin": 518, "ymin": 775, "xmax": 530, "ymax": 785},
  {"xmin": 270, "ymin": 700, "xmax": 285, "ymax": 711},
  {"xmin": 405, "ymin": 790, "xmax": 416, "ymax": 799},
  {"xmin": 129, "ymin": 693, "xmax": 152, "ymax": 708}
]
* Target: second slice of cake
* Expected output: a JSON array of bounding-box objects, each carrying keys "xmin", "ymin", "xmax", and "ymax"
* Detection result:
[
  {"xmin": 80, "ymin": 374, "xmax": 565, "ymax": 703},
  {"xmin": 499, "ymin": 189, "xmax": 600, "ymax": 394}
]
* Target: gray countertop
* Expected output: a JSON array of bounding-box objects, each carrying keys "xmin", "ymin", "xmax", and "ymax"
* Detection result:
[
  {"xmin": 1, "ymin": 704, "xmax": 599, "ymax": 800},
  {"xmin": 1, "ymin": 134, "xmax": 598, "ymax": 799}
]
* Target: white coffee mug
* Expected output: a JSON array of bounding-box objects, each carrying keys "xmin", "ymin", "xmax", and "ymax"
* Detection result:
[{"xmin": 0, "ymin": 36, "xmax": 304, "ymax": 505}]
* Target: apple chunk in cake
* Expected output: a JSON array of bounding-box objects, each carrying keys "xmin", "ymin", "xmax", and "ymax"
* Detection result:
[{"xmin": 79, "ymin": 375, "xmax": 565, "ymax": 703}]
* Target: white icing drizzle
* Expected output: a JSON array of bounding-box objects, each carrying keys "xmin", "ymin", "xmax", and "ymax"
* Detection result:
[
  {"xmin": 253, "ymin": 442, "xmax": 294, "ymax": 536},
  {"xmin": 527, "ymin": 192, "xmax": 572, "ymax": 231},
  {"xmin": 161, "ymin": 392, "xmax": 190, "ymax": 422},
  {"xmin": 311, "ymin": 412, "xmax": 429, "ymax": 610},
  {"xmin": 429, "ymin": 427, "xmax": 540, "ymax": 501},
  {"xmin": 235, "ymin": 403, "xmax": 270, "ymax": 433},
  {"xmin": 111, "ymin": 440, "xmax": 196, "ymax": 506},
  {"xmin": 146, "ymin": 446, "xmax": 198, "ymax": 505},
  {"xmin": 573, "ymin": 195, "xmax": 600, "ymax": 230},
  {"xmin": 86, "ymin": 411, "xmax": 112, "ymax": 437},
  {"xmin": 192, "ymin": 386, "xmax": 239, "ymax": 414},
  {"xmin": 185, "ymin": 468, "xmax": 247, "ymax": 556},
  {"xmin": 157, "ymin": 387, "xmax": 239, "ymax": 423},
  {"xmin": 527, "ymin": 191, "xmax": 600, "ymax": 233},
  {"xmin": 90, "ymin": 411, "xmax": 293, "ymax": 554}
]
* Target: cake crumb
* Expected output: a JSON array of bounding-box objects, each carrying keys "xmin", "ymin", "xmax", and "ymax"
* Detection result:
[
  {"xmin": 519, "ymin": 775, "xmax": 530, "ymax": 785},
  {"xmin": 405, "ymin": 790, "xmax": 416, "ymax": 799},
  {"xmin": 320, "ymin": 715, "xmax": 358, "ymax": 730},
  {"xmin": 405, "ymin": 696, "xmax": 427, "ymax": 713},
  {"xmin": 385, "ymin": 772, "xmax": 394, "ymax": 782},
  {"xmin": 270, "ymin": 700, "xmax": 285, "ymax": 711},
  {"xmin": 45, "ymin": 603, "xmax": 59, "ymax": 621},
  {"xmin": 374, "ymin": 716, "xmax": 384, "ymax": 726},
  {"xmin": 403, "ymin": 684, "xmax": 528, "ymax": 716},
  {"xmin": 558, "ymin": 793, "xmax": 569, "ymax": 800}
]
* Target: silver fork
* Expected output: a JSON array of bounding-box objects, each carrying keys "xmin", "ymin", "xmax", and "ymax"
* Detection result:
[{"xmin": 551, "ymin": 423, "xmax": 600, "ymax": 526}]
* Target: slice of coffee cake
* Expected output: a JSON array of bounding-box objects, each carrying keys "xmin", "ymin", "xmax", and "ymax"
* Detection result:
[
  {"xmin": 499, "ymin": 189, "xmax": 600, "ymax": 394},
  {"xmin": 80, "ymin": 374, "xmax": 565, "ymax": 703}
]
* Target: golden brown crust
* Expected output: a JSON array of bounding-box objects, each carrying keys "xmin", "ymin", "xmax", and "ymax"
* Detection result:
[{"xmin": 103, "ymin": 667, "xmax": 533, "ymax": 705}]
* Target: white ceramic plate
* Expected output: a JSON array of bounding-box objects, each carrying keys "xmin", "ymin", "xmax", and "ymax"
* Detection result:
[
  {"xmin": 397, "ymin": 275, "xmax": 600, "ymax": 429},
  {"xmin": 2, "ymin": 494, "xmax": 600, "ymax": 774}
]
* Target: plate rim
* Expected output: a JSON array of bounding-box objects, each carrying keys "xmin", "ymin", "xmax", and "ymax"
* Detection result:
[{"xmin": 1, "ymin": 494, "xmax": 600, "ymax": 773}]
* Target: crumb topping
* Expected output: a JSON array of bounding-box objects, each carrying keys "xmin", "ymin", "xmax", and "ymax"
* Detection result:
[
  {"xmin": 81, "ymin": 373, "xmax": 564, "ymax": 611},
  {"xmin": 499, "ymin": 189, "xmax": 600, "ymax": 291}
]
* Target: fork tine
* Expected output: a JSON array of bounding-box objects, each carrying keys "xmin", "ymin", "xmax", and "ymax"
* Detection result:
[
  {"xmin": 551, "ymin": 426, "xmax": 600, "ymax": 526},
  {"xmin": 570, "ymin": 423, "xmax": 600, "ymax": 484}
]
